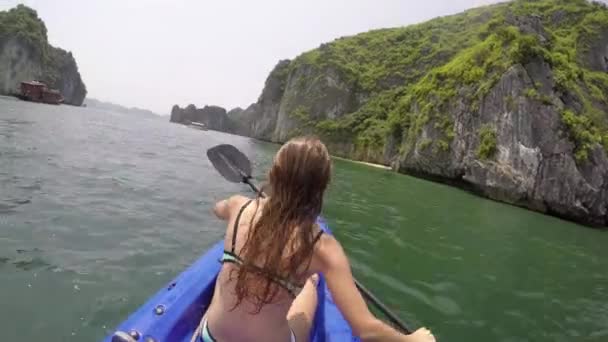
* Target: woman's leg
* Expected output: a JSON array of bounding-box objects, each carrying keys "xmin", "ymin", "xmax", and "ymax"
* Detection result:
[{"xmin": 287, "ymin": 274, "xmax": 320, "ymax": 341}]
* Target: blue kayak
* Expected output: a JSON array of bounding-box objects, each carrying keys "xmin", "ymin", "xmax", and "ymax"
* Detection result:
[{"xmin": 104, "ymin": 218, "xmax": 359, "ymax": 342}]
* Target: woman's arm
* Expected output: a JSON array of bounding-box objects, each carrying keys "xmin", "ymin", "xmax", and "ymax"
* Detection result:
[{"xmin": 317, "ymin": 236, "xmax": 435, "ymax": 342}]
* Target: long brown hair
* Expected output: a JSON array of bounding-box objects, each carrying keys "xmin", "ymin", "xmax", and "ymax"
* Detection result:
[{"xmin": 232, "ymin": 136, "xmax": 332, "ymax": 313}]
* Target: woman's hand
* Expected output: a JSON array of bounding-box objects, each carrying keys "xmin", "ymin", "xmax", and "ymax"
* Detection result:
[{"xmin": 406, "ymin": 327, "xmax": 436, "ymax": 342}]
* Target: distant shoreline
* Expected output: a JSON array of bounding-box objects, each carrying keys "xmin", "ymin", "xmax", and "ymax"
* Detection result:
[
  {"xmin": 332, "ymin": 156, "xmax": 391, "ymax": 170},
  {"xmin": 237, "ymin": 135, "xmax": 393, "ymax": 170}
]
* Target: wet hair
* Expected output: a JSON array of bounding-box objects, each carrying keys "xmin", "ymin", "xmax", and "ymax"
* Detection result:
[{"xmin": 232, "ymin": 136, "xmax": 331, "ymax": 313}]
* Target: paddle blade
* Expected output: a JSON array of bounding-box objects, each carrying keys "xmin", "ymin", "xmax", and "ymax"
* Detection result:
[{"xmin": 207, "ymin": 144, "xmax": 253, "ymax": 183}]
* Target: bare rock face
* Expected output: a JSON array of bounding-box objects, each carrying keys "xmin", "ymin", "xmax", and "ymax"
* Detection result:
[
  {"xmin": 227, "ymin": 106, "xmax": 255, "ymax": 136},
  {"xmin": 216, "ymin": 59, "xmax": 357, "ymax": 143},
  {"xmin": 0, "ymin": 39, "xmax": 42, "ymax": 95},
  {"xmin": 169, "ymin": 104, "xmax": 231, "ymax": 132},
  {"xmin": 584, "ymin": 28, "xmax": 608, "ymax": 72},
  {"xmin": 273, "ymin": 64, "xmax": 358, "ymax": 142},
  {"xmin": 44, "ymin": 47, "xmax": 87, "ymax": 105},
  {"xmin": 247, "ymin": 60, "xmax": 291, "ymax": 141},
  {"xmin": 396, "ymin": 62, "xmax": 607, "ymax": 227},
  {"xmin": 0, "ymin": 38, "xmax": 87, "ymax": 105},
  {"xmin": 197, "ymin": 105, "xmax": 228, "ymax": 129},
  {"xmin": 170, "ymin": 105, "xmax": 182, "ymax": 123}
]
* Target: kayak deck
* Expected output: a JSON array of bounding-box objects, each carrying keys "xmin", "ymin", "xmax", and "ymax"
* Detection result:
[{"xmin": 104, "ymin": 219, "xmax": 358, "ymax": 341}]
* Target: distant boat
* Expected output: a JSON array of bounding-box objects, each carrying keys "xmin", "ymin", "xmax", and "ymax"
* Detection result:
[
  {"xmin": 17, "ymin": 81, "xmax": 64, "ymax": 105},
  {"xmin": 188, "ymin": 121, "xmax": 208, "ymax": 131}
]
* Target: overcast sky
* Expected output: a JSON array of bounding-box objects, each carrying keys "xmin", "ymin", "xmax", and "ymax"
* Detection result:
[{"xmin": 1, "ymin": 0, "xmax": 516, "ymax": 114}]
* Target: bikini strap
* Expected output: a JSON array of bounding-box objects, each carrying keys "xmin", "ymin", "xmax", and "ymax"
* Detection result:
[
  {"xmin": 312, "ymin": 230, "xmax": 324, "ymax": 245},
  {"xmin": 231, "ymin": 199, "xmax": 253, "ymax": 253}
]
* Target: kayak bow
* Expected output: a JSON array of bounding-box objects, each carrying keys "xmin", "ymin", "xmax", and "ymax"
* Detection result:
[{"xmin": 104, "ymin": 218, "xmax": 359, "ymax": 342}]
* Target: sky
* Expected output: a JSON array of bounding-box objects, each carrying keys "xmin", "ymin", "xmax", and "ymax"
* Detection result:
[{"xmin": 0, "ymin": 0, "xmax": 517, "ymax": 114}]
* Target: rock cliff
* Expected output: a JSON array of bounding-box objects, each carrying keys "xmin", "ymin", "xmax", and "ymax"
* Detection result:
[
  {"xmin": 170, "ymin": 104, "xmax": 232, "ymax": 132},
  {"xmin": 175, "ymin": 0, "xmax": 608, "ymax": 227},
  {"xmin": 0, "ymin": 5, "xmax": 87, "ymax": 105}
]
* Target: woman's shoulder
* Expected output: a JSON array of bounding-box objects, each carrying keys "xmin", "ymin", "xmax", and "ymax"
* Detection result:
[
  {"xmin": 227, "ymin": 195, "xmax": 252, "ymax": 211},
  {"xmin": 313, "ymin": 232, "xmax": 349, "ymax": 271},
  {"xmin": 215, "ymin": 195, "xmax": 254, "ymax": 222}
]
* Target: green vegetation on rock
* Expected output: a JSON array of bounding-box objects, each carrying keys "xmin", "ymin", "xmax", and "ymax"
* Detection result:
[
  {"xmin": 0, "ymin": 5, "xmax": 47, "ymax": 57},
  {"xmin": 203, "ymin": 0, "xmax": 608, "ymax": 226},
  {"xmin": 561, "ymin": 109, "xmax": 604, "ymax": 162},
  {"xmin": 287, "ymin": 106, "xmax": 315, "ymax": 137},
  {"xmin": 289, "ymin": 106, "xmax": 311, "ymax": 123},
  {"xmin": 477, "ymin": 125, "xmax": 498, "ymax": 160},
  {"xmin": 286, "ymin": 0, "xmax": 608, "ymax": 162}
]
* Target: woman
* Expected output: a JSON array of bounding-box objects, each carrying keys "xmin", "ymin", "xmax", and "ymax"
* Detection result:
[{"xmin": 198, "ymin": 137, "xmax": 436, "ymax": 342}]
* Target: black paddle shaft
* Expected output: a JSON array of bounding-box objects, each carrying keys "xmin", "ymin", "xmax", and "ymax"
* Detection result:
[
  {"xmin": 356, "ymin": 280, "xmax": 411, "ymax": 333},
  {"xmin": 207, "ymin": 143, "xmax": 411, "ymax": 334}
]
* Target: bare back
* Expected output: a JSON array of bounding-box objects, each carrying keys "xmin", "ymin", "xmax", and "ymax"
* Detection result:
[{"xmin": 206, "ymin": 196, "xmax": 323, "ymax": 342}]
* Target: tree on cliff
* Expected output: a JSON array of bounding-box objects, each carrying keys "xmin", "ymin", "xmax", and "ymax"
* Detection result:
[{"xmin": 0, "ymin": 5, "xmax": 47, "ymax": 57}]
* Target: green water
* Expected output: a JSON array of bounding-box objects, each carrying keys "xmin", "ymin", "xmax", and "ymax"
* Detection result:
[
  {"xmin": 1, "ymin": 98, "xmax": 607, "ymax": 341},
  {"xmin": 326, "ymin": 159, "xmax": 608, "ymax": 341}
]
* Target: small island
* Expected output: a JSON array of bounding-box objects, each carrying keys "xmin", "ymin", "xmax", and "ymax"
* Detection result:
[{"xmin": 0, "ymin": 5, "xmax": 87, "ymax": 106}]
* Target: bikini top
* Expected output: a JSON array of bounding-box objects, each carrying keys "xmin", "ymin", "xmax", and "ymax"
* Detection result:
[{"xmin": 220, "ymin": 200, "xmax": 323, "ymax": 297}]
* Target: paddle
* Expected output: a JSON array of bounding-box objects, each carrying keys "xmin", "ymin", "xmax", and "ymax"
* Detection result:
[
  {"xmin": 207, "ymin": 144, "xmax": 412, "ymax": 334},
  {"xmin": 207, "ymin": 144, "xmax": 265, "ymax": 197}
]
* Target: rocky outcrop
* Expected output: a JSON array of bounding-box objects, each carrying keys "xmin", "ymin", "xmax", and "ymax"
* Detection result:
[
  {"xmin": 584, "ymin": 27, "xmax": 608, "ymax": 72},
  {"xmin": 273, "ymin": 63, "xmax": 359, "ymax": 142},
  {"xmin": 170, "ymin": 104, "xmax": 234, "ymax": 132},
  {"xmin": 0, "ymin": 39, "xmax": 42, "ymax": 94},
  {"xmin": 0, "ymin": 5, "xmax": 87, "ymax": 105},
  {"xmin": 227, "ymin": 106, "xmax": 253, "ymax": 136},
  {"xmin": 213, "ymin": 59, "xmax": 359, "ymax": 143},
  {"xmin": 234, "ymin": 59, "xmax": 292, "ymax": 141},
  {"xmin": 390, "ymin": 3, "xmax": 608, "ymax": 227},
  {"xmin": 176, "ymin": 0, "xmax": 608, "ymax": 227},
  {"xmin": 43, "ymin": 47, "xmax": 87, "ymax": 105},
  {"xmin": 397, "ymin": 61, "xmax": 608, "ymax": 227}
]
